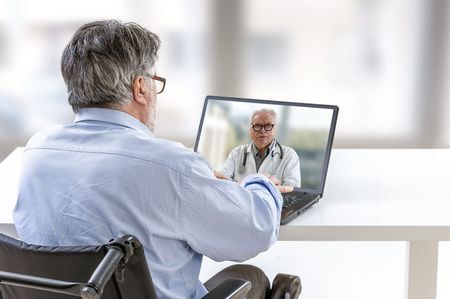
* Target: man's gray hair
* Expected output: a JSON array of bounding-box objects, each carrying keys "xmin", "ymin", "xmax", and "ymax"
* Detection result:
[
  {"xmin": 250, "ymin": 108, "xmax": 278, "ymax": 124},
  {"xmin": 61, "ymin": 20, "xmax": 161, "ymax": 112}
]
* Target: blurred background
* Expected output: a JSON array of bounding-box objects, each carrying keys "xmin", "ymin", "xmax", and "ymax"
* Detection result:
[
  {"xmin": 0, "ymin": 0, "xmax": 449, "ymax": 162},
  {"xmin": 1, "ymin": 2, "xmax": 450, "ymax": 298}
]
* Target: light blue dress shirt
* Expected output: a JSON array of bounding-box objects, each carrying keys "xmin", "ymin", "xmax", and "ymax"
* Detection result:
[{"xmin": 13, "ymin": 108, "xmax": 283, "ymax": 299}]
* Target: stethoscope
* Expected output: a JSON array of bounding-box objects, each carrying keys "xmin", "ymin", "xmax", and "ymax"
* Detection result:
[{"xmin": 238, "ymin": 140, "xmax": 284, "ymax": 175}]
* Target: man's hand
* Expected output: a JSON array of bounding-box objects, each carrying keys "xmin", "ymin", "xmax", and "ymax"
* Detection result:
[
  {"xmin": 214, "ymin": 170, "xmax": 232, "ymax": 181},
  {"xmin": 276, "ymin": 185, "xmax": 294, "ymax": 193},
  {"xmin": 264, "ymin": 173, "xmax": 294, "ymax": 193}
]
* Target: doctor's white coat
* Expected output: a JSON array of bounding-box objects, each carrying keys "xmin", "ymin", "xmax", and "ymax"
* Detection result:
[{"xmin": 220, "ymin": 143, "xmax": 301, "ymax": 187}]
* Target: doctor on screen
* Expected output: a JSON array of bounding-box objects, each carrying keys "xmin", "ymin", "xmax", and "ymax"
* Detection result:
[{"xmin": 214, "ymin": 108, "xmax": 301, "ymax": 189}]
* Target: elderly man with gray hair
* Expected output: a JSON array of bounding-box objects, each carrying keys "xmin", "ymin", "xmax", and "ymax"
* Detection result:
[
  {"xmin": 13, "ymin": 20, "xmax": 301, "ymax": 299},
  {"xmin": 215, "ymin": 108, "xmax": 301, "ymax": 191}
]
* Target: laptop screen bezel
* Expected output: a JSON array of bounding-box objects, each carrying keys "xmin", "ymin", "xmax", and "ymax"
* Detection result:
[{"xmin": 194, "ymin": 95, "xmax": 339, "ymax": 195}]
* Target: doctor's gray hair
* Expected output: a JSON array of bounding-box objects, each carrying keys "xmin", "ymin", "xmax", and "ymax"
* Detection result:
[
  {"xmin": 61, "ymin": 19, "xmax": 161, "ymax": 112},
  {"xmin": 250, "ymin": 108, "xmax": 278, "ymax": 124}
]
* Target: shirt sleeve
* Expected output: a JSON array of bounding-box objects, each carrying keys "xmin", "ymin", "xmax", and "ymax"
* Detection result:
[{"xmin": 180, "ymin": 154, "xmax": 282, "ymax": 262}]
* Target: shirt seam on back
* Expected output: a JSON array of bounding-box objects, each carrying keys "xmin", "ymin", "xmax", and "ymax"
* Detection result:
[{"xmin": 24, "ymin": 146, "xmax": 193, "ymax": 176}]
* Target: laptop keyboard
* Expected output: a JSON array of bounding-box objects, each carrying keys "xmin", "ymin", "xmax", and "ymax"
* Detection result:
[
  {"xmin": 280, "ymin": 192, "xmax": 320, "ymax": 224},
  {"xmin": 282, "ymin": 192, "xmax": 318, "ymax": 209}
]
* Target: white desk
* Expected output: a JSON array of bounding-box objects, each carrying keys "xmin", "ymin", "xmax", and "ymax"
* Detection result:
[
  {"xmin": 1, "ymin": 148, "xmax": 450, "ymax": 299},
  {"xmin": 0, "ymin": 147, "xmax": 22, "ymax": 238},
  {"xmin": 280, "ymin": 149, "xmax": 450, "ymax": 299}
]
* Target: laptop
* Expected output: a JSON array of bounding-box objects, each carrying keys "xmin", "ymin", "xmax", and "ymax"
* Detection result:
[{"xmin": 194, "ymin": 95, "xmax": 339, "ymax": 225}]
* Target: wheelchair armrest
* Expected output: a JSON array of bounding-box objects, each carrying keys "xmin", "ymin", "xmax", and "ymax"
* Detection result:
[
  {"xmin": 202, "ymin": 279, "xmax": 251, "ymax": 299},
  {"xmin": 268, "ymin": 273, "xmax": 302, "ymax": 299}
]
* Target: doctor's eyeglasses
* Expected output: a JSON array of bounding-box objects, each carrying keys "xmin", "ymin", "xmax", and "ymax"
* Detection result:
[
  {"xmin": 251, "ymin": 124, "xmax": 275, "ymax": 132},
  {"xmin": 151, "ymin": 75, "xmax": 166, "ymax": 94}
]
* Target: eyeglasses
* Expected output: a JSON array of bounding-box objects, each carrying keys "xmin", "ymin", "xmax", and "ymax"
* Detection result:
[
  {"xmin": 151, "ymin": 75, "xmax": 166, "ymax": 94},
  {"xmin": 251, "ymin": 124, "xmax": 275, "ymax": 132}
]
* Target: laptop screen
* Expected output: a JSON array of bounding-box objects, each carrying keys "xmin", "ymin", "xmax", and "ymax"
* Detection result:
[{"xmin": 194, "ymin": 96, "xmax": 338, "ymax": 194}]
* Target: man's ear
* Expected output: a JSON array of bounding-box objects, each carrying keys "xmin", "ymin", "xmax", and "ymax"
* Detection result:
[{"xmin": 132, "ymin": 76, "xmax": 148, "ymax": 105}]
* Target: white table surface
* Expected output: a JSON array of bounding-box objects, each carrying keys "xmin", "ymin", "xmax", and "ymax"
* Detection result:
[
  {"xmin": 1, "ymin": 148, "xmax": 450, "ymax": 299},
  {"xmin": 280, "ymin": 148, "xmax": 450, "ymax": 241},
  {"xmin": 0, "ymin": 147, "xmax": 23, "ymax": 235},
  {"xmin": 281, "ymin": 148, "xmax": 450, "ymax": 299}
]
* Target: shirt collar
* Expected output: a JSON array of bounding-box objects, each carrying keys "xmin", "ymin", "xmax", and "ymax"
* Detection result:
[
  {"xmin": 74, "ymin": 108, "xmax": 153, "ymax": 137},
  {"xmin": 251, "ymin": 139, "xmax": 275, "ymax": 158}
]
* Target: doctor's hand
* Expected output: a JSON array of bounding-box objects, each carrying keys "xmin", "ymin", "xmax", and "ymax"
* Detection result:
[
  {"xmin": 264, "ymin": 173, "xmax": 294, "ymax": 193},
  {"xmin": 214, "ymin": 170, "xmax": 232, "ymax": 181}
]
